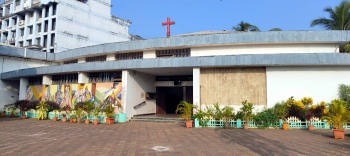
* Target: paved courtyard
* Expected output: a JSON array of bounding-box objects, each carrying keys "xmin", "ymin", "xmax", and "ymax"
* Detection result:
[{"xmin": 0, "ymin": 117, "xmax": 349, "ymax": 156}]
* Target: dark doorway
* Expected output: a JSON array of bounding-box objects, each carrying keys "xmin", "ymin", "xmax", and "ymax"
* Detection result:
[{"xmin": 156, "ymin": 87, "xmax": 193, "ymax": 114}]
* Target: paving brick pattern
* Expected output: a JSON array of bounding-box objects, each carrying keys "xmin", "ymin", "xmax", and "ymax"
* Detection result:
[{"xmin": 0, "ymin": 117, "xmax": 349, "ymax": 156}]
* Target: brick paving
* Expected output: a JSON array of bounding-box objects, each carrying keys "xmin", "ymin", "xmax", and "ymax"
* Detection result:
[{"xmin": 0, "ymin": 117, "xmax": 349, "ymax": 156}]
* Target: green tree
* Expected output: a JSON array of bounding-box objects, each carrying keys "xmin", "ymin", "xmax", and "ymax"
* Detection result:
[
  {"xmin": 269, "ymin": 28, "xmax": 282, "ymax": 31},
  {"xmin": 232, "ymin": 21, "xmax": 260, "ymax": 32},
  {"xmin": 311, "ymin": 1, "xmax": 350, "ymax": 52}
]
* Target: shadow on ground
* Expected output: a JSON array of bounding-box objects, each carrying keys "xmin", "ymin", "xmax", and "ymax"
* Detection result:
[{"xmin": 218, "ymin": 129, "xmax": 307, "ymax": 156}]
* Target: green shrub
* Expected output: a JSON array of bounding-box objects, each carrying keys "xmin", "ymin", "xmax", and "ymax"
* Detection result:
[
  {"xmin": 338, "ymin": 84, "xmax": 350, "ymax": 108},
  {"xmin": 253, "ymin": 108, "xmax": 277, "ymax": 129}
]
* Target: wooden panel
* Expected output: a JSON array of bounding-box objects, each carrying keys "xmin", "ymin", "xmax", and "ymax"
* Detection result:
[{"xmin": 200, "ymin": 67, "xmax": 266, "ymax": 105}]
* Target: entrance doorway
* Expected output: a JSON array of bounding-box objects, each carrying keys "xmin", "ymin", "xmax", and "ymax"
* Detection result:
[{"xmin": 156, "ymin": 87, "xmax": 193, "ymax": 114}]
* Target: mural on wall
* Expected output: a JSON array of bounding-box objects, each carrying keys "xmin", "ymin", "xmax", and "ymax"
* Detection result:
[{"xmin": 26, "ymin": 82, "xmax": 122, "ymax": 109}]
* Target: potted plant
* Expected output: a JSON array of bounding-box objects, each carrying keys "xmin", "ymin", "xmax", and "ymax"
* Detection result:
[
  {"xmin": 240, "ymin": 100, "xmax": 254, "ymax": 130},
  {"xmin": 176, "ymin": 101, "xmax": 196, "ymax": 128},
  {"xmin": 92, "ymin": 106, "xmax": 100, "ymax": 125},
  {"xmin": 274, "ymin": 101, "xmax": 289, "ymax": 130},
  {"xmin": 322, "ymin": 99, "xmax": 350, "ymax": 139},
  {"xmin": 0, "ymin": 109, "xmax": 5, "ymax": 117},
  {"xmin": 9, "ymin": 106, "xmax": 18, "ymax": 118},
  {"xmin": 222, "ymin": 106, "xmax": 234, "ymax": 129},
  {"xmin": 104, "ymin": 102, "xmax": 115, "ymax": 125},
  {"xmin": 52, "ymin": 109, "xmax": 60, "ymax": 121},
  {"xmin": 76, "ymin": 107, "xmax": 84, "ymax": 123},
  {"xmin": 83, "ymin": 101, "xmax": 95, "ymax": 124},
  {"xmin": 70, "ymin": 114, "xmax": 77, "ymax": 123},
  {"xmin": 36, "ymin": 101, "xmax": 48, "ymax": 120},
  {"xmin": 61, "ymin": 112, "xmax": 67, "ymax": 122},
  {"xmin": 15, "ymin": 100, "xmax": 30, "ymax": 119}
]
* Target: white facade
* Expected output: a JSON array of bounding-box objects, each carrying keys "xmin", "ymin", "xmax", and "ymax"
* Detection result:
[
  {"xmin": 266, "ymin": 66, "xmax": 350, "ymax": 108},
  {"xmin": 0, "ymin": 55, "xmax": 56, "ymax": 108},
  {"xmin": 191, "ymin": 43, "xmax": 339, "ymax": 57},
  {"xmin": 0, "ymin": 0, "xmax": 130, "ymax": 53}
]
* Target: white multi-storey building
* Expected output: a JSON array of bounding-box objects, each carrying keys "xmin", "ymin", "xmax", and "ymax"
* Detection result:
[{"xmin": 0, "ymin": 0, "xmax": 131, "ymax": 53}]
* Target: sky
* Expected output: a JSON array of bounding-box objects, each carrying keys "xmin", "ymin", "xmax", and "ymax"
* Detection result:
[{"xmin": 112, "ymin": 0, "xmax": 343, "ymax": 39}]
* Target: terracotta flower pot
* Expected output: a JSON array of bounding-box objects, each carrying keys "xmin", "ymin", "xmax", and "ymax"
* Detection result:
[
  {"xmin": 72, "ymin": 118, "xmax": 77, "ymax": 123},
  {"xmin": 77, "ymin": 118, "xmax": 83, "ymax": 123},
  {"xmin": 93, "ymin": 119, "xmax": 98, "ymax": 125},
  {"xmin": 106, "ymin": 118, "xmax": 114, "ymax": 125},
  {"xmin": 53, "ymin": 116, "xmax": 58, "ymax": 121},
  {"xmin": 0, "ymin": 113, "xmax": 5, "ymax": 117},
  {"xmin": 85, "ymin": 119, "xmax": 90, "ymax": 124},
  {"xmin": 282, "ymin": 123, "xmax": 289, "ymax": 130},
  {"xmin": 243, "ymin": 124, "xmax": 248, "ymax": 130},
  {"xmin": 62, "ymin": 117, "xmax": 67, "ymax": 122},
  {"xmin": 70, "ymin": 118, "xmax": 73, "ymax": 123},
  {"xmin": 308, "ymin": 124, "xmax": 314, "ymax": 131},
  {"xmin": 21, "ymin": 115, "xmax": 27, "ymax": 119},
  {"xmin": 333, "ymin": 129, "xmax": 345, "ymax": 139},
  {"xmin": 185, "ymin": 120, "xmax": 193, "ymax": 128}
]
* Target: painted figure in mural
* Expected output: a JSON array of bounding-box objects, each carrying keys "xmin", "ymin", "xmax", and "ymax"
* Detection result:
[
  {"xmin": 25, "ymin": 87, "xmax": 34, "ymax": 101},
  {"xmin": 55, "ymin": 84, "xmax": 62, "ymax": 106},
  {"xmin": 64, "ymin": 84, "xmax": 71, "ymax": 108},
  {"xmin": 43, "ymin": 86, "xmax": 51, "ymax": 101},
  {"xmin": 84, "ymin": 86, "xmax": 92, "ymax": 101}
]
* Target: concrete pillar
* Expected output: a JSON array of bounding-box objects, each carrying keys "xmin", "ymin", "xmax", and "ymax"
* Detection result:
[
  {"xmin": 28, "ymin": 0, "xmax": 32, "ymax": 8},
  {"xmin": 121, "ymin": 70, "xmax": 128, "ymax": 118},
  {"xmin": 42, "ymin": 75, "xmax": 52, "ymax": 85},
  {"xmin": 9, "ymin": 4, "xmax": 13, "ymax": 14},
  {"xmin": 19, "ymin": 78, "xmax": 29, "ymax": 100},
  {"xmin": 143, "ymin": 50, "xmax": 156, "ymax": 59},
  {"xmin": 78, "ymin": 58, "xmax": 86, "ymax": 63},
  {"xmin": 46, "ymin": 4, "xmax": 53, "ymax": 50},
  {"xmin": 20, "ymin": 0, "xmax": 24, "ymax": 11},
  {"xmin": 107, "ymin": 54, "xmax": 116, "ymax": 61},
  {"xmin": 15, "ymin": 16, "xmax": 21, "ymax": 46},
  {"xmin": 40, "ymin": 7, "xmax": 45, "ymax": 47},
  {"xmin": 23, "ymin": 12, "xmax": 29, "ymax": 46},
  {"xmin": 32, "ymin": 10, "xmax": 38, "ymax": 45},
  {"xmin": 193, "ymin": 68, "xmax": 200, "ymax": 112},
  {"xmin": 78, "ymin": 72, "xmax": 89, "ymax": 84},
  {"xmin": 12, "ymin": 0, "xmax": 15, "ymax": 13}
]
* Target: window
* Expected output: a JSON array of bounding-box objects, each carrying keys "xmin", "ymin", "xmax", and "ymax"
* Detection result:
[
  {"xmin": 52, "ymin": 74, "xmax": 78, "ymax": 84},
  {"xmin": 86, "ymin": 55, "xmax": 107, "ymax": 62},
  {"xmin": 37, "ymin": 24, "xmax": 41, "ymax": 32},
  {"xmin": 53, "ymin": 3, "xmax": 57, "ymax": 15},
  {"xmin": 44, "ymin": 21, "xmax": 48, "ymax": 32},
  {"xmin": 51, "ymin": 34, "xmax": 55, "ymax": 46},
  {"xmin": 13, "ymin": 18, "xmax": 17, "ymax": 25},
  {"xmin": 29, "ymin": 26, "xmax": 33, "ymax": 34},
  {"xmin": 43, "ymin": 35, "xmax": 47, "ymax": 46},
  {"xmin": 20, "ymin": 28, "xmax": 24, "ymax": 36},
  {"xmin": 88, "ymin": 72, "xmax": 121, "ymax": 83},
  {"xmin": 156, "ymin": 48, "xmax": 191, "ymax": 58},
  {"xmin": 28, "ymin": 77, "xmax": 42, "ymax": 85},
  {"xmin": 19, "ymin": 41, "xmax": 23, "ymax": 47},
  {"xmin": 45, "ymin": 6, "xmax": 50, "ymax": 17},
  {"xmin": 64, "ymin": 60, "xmax": 78, "ymax": 64},
  {"xmin": 15, "ymin": 0, "xmax": 20, "ymax": 6},
  {"xmin": 38, "ymin": 10, "xmax": 42, "ymax": 19},
  {"xmin": 52, "ymin": 19, "xmax": 56, "ymax": 31},
  {"xmin": 77, "ymin": 0, "xmax": 89, "ymax": 4},
  {"xmin": 28, "ymin": 40, "xmax": 32, "ymax": 46},
  {"xmin": 115, "ymin": 52, "xmax": 143, "ymax": 60}
]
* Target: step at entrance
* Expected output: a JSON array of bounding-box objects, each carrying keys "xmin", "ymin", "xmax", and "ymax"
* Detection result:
[{"xmin": 129, "ymin": 115, "xmax": 185, "ymax": 124}]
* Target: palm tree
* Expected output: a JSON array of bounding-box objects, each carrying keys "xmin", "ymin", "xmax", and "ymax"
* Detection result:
[
  {"xmin": 310, "ymin": 1, "xmax": 350, "ymax": 30},
  {"xmin": 311, "ymin": 1, "xmax": 350, "ymax": 52},
  {"xmin": 232, "ymin": 21, "xmax": 260, "ymax": 32}
]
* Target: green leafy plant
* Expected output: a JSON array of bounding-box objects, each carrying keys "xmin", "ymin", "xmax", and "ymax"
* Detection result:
[
  {"xmin": 274, "ymin": 101, "xmax": 288, "ymax": 123},
  {"xmin": 9, "ymin": 106, "xmax": 18, "ymax": 117},
  {"xmin": 222, "ymin": 106, "xmax": 234, "ymax": 121},
  {"xmin": 76, "ymin": 107, "xmax": 84, "ymax": 119},
  {"xmin": 212, "ymin": 102, "xmax": 223, "ymax": 120},
  {"xmin": 322, "ymin": 99, "xmax": 350, "ymax": 130},
  {"xmin": 104, "ymin": 100, "xmax": 115, "ymax": 118},
  {"xmin": 193, "ymin": 109, "xmax": 210, "ymax": 127},
  {"xmin": 338, "ymin": 84, "xmax": 350, "ymax": 108},
  {"xmin": 52, "ymin": 109, "xmax": 60, "ymax": 117},
  {"xmin": 240, "ymin": 100, "xmax": 254, "ymax": 124},
  {"xmin": 175, "ymin": 101, "xmax": 196, "ymax": 121},
  {"xmin": 83, "ymin": 101, "xmax": 95, "ymax": 119},
  {"xmin": 254, "ymin": 108, "xmax": 277, "ymax": 129},
  {"xmin": 36, "ymin": 101, "xmax": 48, "ymax": 120},
  {"xmin": 93, "ymin": 104, "xmax": 101, "ymax": 117}
]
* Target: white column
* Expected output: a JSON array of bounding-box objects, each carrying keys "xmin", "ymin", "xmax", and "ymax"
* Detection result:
[
  {"xmin": 78, "ymin": 72, "xmax": 89, "ymax": 84},
  {"xmin": 23, "ymin": 12, "xmax": 29, "ymax": 46},
  {"xmin": 9, "ymin": 4, "xmax": 13, "ymax": 14},
  {"xmin": 40, "ymin": 7, "xmax": 45, "ymax": 47},
  {"xmin": 107, "ymin": 54, "xmax": 116, "ymax": 61},
  {"xmin": 46, "ymin": 4, "xmax": 53, "ymax": 50},
  {"xmin": 42, "ymin": 75, "xmax": 52, "ymax": 85},
  {"xmin": 121, "ymin": 70, "xmax": 129, "ymax": 119},
  {"xmin": 15, "ymin": 16, "xmax": 21, "ymax": 46},
  {"xmin": 193, "ymin": 68, "xmax": 201, "ymax": 112},
  {"xmin": 32, "ymin": 10, "xmax": 38, "ymax": 44},
  {"xmin": 19, "ymin": 78, "xmax": 29, "ymax": 100},
  {"xmin": 20, "ymin": 0, "xmax": 24, "ymax": 10}
]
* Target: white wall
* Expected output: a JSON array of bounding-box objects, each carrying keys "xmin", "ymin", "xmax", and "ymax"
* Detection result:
[
  {"xmin": 266, "ymin": 66, "xmax": 350, "ymax": 108},
  {"xmin": 122, "ymin": 70, "xmax": 156, "ymax": 119},
  {"xmin": 143, "ymin": 50, "xmax": 156, "ymax": 59},
  {"xmin": 55, "ymin": 0, "xmax": 130, "ymax": 52},
  {"xmin": 0, "ymin": 56, "xmax": 55, "ymax": 108},
  {"xmin": 191, "ymin": 43, "xmax": 339, "ymax": 56}
]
